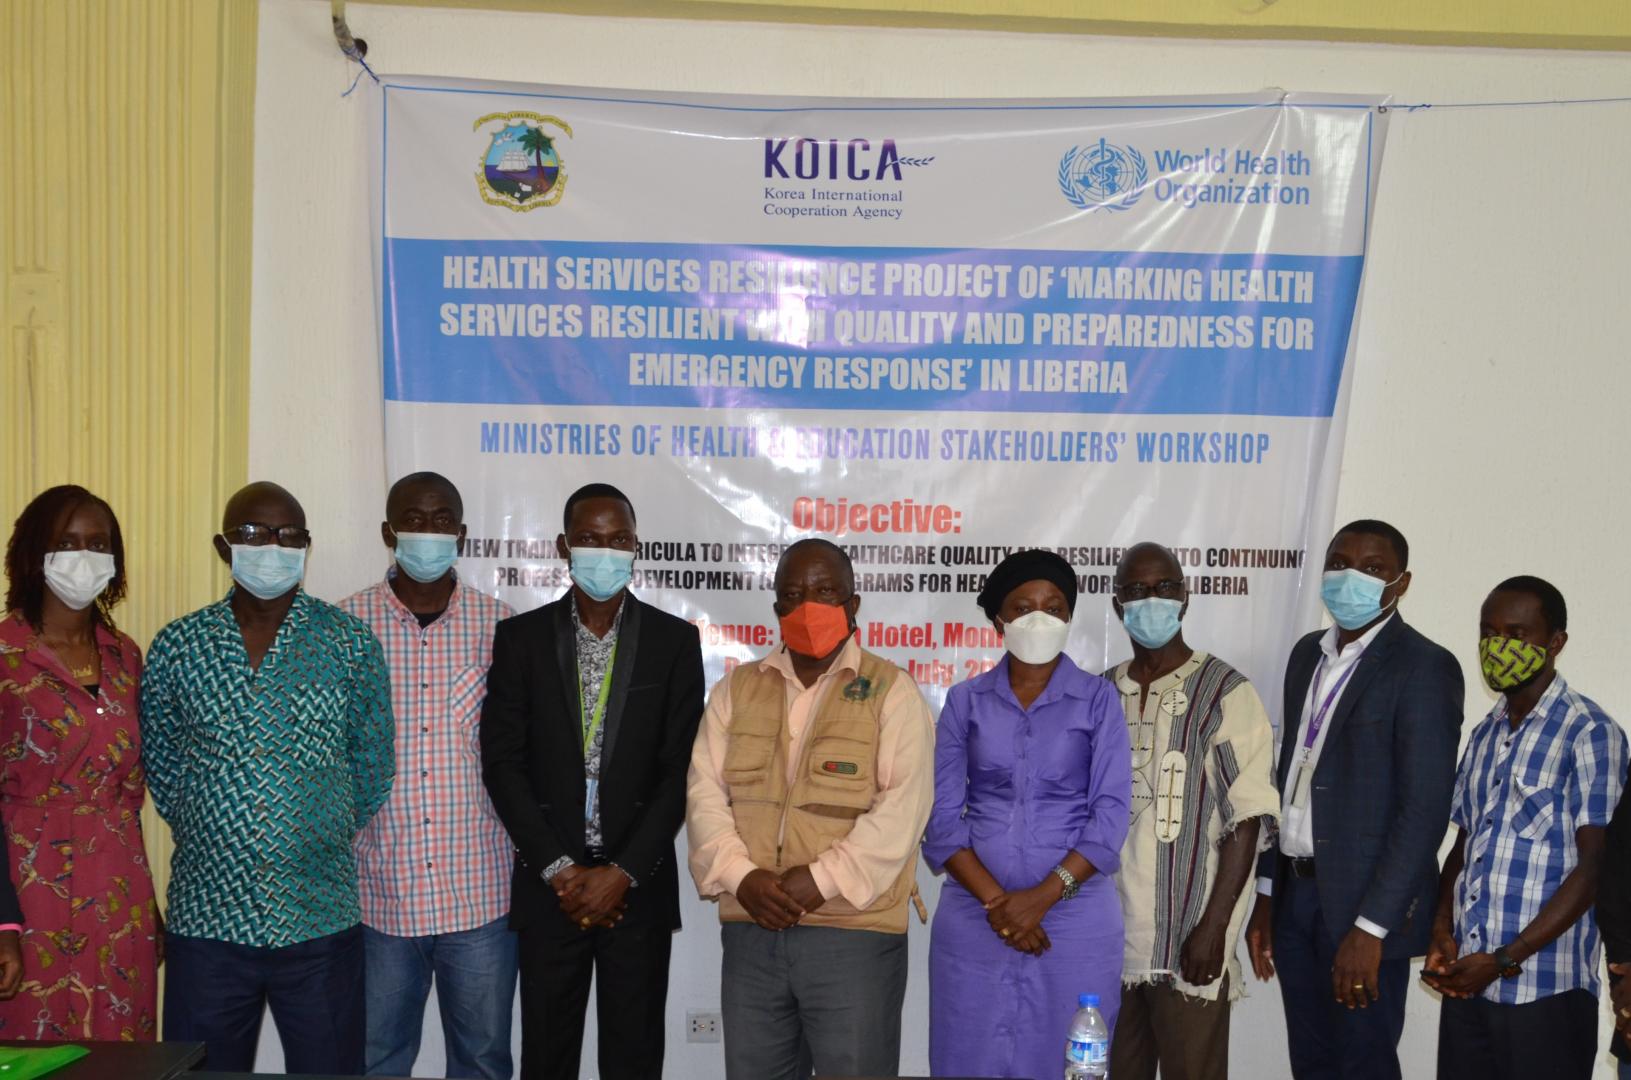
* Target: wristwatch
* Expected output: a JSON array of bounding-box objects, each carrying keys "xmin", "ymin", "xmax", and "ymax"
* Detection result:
[
  {"xmin": 1493, "ymin": 946, "xmax": 1523, "ymax": 979},
  {"xmin": 1050, "ymin": 864, "xmax": 1080, "ymax": 901}
]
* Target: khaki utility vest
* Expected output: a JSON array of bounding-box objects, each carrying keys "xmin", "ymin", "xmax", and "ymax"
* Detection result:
[{"xmin": 717, "ymin": 648, "xmax": 916, "ymax": 933}]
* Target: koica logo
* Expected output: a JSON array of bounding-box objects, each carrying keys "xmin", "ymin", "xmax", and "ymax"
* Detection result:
[{"xmin": 763, "ymin": 138, "xmax": 934, "ymax": 181}]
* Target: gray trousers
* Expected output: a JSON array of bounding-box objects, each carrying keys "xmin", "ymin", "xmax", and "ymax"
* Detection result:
[{"xmin": 720, "ymin": 922, "xmax": 908, "ymax": 1080}]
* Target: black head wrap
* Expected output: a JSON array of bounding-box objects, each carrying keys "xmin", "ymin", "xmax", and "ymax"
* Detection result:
[{"xmin": 976, "ymin": 548, "xmax": 1078, "ymax": 620}]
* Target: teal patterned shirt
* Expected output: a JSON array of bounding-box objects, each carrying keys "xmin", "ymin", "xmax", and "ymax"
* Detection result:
[{"xmin": 140, "ymin": 589, "xmax": 395, "ymax": 947}]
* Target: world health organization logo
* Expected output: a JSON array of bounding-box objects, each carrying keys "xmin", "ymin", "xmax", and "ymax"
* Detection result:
[
  {"xmin": 1058, "ymin": 137, "xmax": 1147, "ymax": 213},
  {"xmin": 475, "ymin": 111, "xmax": 573, "ymax": 211}
]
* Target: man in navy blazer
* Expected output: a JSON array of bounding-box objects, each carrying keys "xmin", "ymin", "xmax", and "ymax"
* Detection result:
[{"xmin": 1245, "ymin": 519, "xmax": 1464, "ymax": 1080}]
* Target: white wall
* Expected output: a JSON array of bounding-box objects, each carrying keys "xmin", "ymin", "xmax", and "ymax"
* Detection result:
[{"xmin": 249, "ymin": 0, "xmax": 1631, "ymax": 1075}]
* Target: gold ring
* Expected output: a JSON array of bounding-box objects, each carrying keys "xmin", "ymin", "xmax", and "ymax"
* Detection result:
[
  {"xmin": 580, "ymin": 917, "xmax": 592, "ymax": 928},
  {"xmin": 1000, "ymin": 928, "xmax": 1011, "ymax": 938},
  {"xmin": 1351, "ymin": 983, "xmax": 1365, "ymax": 990}
]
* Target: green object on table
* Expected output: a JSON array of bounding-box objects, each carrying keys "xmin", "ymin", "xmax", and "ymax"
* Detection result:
[{"xmin": 0, "ymin": 1045, "xmax": 89, "ymax": 1078}]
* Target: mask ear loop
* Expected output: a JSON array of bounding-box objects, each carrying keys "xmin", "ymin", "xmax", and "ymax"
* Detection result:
[{"xmin": 1378, "ymin": 571, "xmax": 1406, "ymax": 616}]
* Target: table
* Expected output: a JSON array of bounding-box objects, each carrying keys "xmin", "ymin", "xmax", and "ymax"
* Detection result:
[{"xmin": 0, "ymin": 1040, "xmax": 204, "ymax": 1080}]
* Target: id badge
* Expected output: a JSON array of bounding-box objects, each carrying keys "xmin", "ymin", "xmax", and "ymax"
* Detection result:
[
  {"xmin": 1291, "ymin": 764, "xmax": 1312, "ymax": 809},
  {"xmin": 585, "ymin": 777, "xmax": 598, "ymax": 823}
]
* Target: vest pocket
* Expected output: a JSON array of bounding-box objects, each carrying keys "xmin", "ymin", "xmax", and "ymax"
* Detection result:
[
  {"xmin": 805, "ymin": 730, "xmax": 875, "ymax": 794},
  {"xmin": 722, "ymin": 731, "xmax": 776, "ymax": 787}
]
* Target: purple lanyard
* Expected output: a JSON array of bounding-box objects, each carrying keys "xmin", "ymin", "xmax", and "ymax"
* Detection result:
[{"xmin": 1302, "ymin": 653, "xmax": 1363, "ymax": 751}]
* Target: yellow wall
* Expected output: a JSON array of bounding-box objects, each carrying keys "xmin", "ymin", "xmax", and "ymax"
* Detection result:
[
  {"xmin": 381, "ymin": 0, "xmax": 1631, "ymax": 50},
  {"xmin": 1, "ymin": 0, "xmax": 259, "ymax": 911}
]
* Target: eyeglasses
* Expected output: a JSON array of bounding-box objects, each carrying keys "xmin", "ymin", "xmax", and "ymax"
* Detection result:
[
  {"xmin": 223, "ymin": 523, "xmax": 311, "ymax": 548},
  {"xmin": 1115, "ymin": 579, "xmax": 1185, "ymax": 602}
]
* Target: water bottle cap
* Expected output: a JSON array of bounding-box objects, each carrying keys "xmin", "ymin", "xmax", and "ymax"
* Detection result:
[{"xmin": 1079, "ymin": 993, "xmax": 1099, "ymax": 1008}]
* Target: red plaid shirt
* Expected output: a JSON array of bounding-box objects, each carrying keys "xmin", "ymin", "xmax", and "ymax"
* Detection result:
[{"xmin": 340, "ymin": 575, "xmax": 516, "ymax": 936}]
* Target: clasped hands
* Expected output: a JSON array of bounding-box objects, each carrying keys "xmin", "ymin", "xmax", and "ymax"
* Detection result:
[
  {"xmin": 554, "ymin": 864, "xmax": 631, "ymax": 930},
  {"xmin": 983, "ymin": 879, "xmax": 1064, "ymax": 957},
  {"xmin": 1609, "ymin": 962, "xmax": 1631, "ymax": 1038},
  {"xmin": 1422, "ymin": 922, "xmax": 1500, "ymax": 1001},
  {"xmin": 735, "ymin": 866, "xmax": 829, "ymax": 930}
]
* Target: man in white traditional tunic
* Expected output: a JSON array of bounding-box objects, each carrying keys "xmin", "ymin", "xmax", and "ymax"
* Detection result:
[{"xmin": 1102, "ymin": 542, "xmax": 1280, "ymax": 1080}]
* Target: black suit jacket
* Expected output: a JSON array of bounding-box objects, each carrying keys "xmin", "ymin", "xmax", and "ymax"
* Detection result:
[
  {"xmin": 1257, "ymin": 615, "xmax": 1464, "ymax": 958},
  {"xmin": 481, "ymin": 593, "xmax": 705, "ymax": 934},
  {"xmin": 1599, "ymin": 761, "xmax": 1631, "ymax": 1059},
  {"xmin": 0, "ymin": 821, "xmax": 21, "ymax": 925}
]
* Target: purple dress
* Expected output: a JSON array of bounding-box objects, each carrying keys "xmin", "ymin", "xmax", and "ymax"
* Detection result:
[{"xmin": 925, "ymin": 656, "xmax": 1131, "ymax": 1080}]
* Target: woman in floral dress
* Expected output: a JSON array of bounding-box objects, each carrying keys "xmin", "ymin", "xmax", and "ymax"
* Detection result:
[{"xmin": 0, "ymin": 486, "xmax": 159, "ymax": 1040}]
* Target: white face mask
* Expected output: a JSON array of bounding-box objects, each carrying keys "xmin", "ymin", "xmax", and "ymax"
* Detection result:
[
  {"xmin": 999, "ymin": 610, "xmax": 1071, "ymax": 665},
  {"xmin": 43, "ymin": 551, "xmax": 116, "ymax": 611}
]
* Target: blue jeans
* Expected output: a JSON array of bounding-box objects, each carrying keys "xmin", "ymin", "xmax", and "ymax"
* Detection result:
[
  {"xmin": 1620, "ymin": 1060, "xmax": 1631, "ymax": 1080},
  {"xmin": 164, "ymin": 925, "xmax": 365, "ymax": 1075},
  {"xmin": 363, "ymin": 917, "xmax": 518, "ymax": 1079}
]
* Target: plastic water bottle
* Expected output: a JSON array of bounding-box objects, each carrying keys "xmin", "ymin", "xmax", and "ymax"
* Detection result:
[{"xmin": 1064, "ymin": 992, "xmax": 1109, "ymax": 1078}]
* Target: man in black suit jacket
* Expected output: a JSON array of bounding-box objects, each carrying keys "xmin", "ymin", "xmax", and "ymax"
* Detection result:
[
  {"xmin": 482, "ymin": 483, "xmax": 705, "ymax": 1080},
  {"xmin": 0, "ymin": 826, "xmax": 23, "ymax": 999},
  {"xmin": 1245, "ymin": 519, "xmax": 1463, "ymax": 1080}
]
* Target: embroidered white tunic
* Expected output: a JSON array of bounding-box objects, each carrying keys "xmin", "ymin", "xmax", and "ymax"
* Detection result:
[{"xmin": 1108, "ymin": 652, "xmax": 1280, "ymax": 1002}]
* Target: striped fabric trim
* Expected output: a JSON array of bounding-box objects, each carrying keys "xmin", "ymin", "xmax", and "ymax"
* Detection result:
[{"xmin": 1148, "ymin": 655, "xmax": 1246, "ymax": 973}]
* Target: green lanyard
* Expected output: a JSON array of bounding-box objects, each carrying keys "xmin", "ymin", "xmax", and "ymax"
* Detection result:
[{"xmin": 579, "ymin": 640, "xmax": 618, "ymax": 757}]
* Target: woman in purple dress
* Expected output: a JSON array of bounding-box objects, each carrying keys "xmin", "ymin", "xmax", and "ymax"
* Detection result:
[{"xmin": 925, "ymin": 549, "xmax": 1131, "ymax": 1080}]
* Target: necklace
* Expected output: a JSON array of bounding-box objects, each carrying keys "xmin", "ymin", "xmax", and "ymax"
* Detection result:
[{"xmin": 41, "ymin": 634, "xmax": 96, "ymax": 681}]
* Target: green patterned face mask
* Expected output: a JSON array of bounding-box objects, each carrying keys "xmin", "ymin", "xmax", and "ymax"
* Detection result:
[{"xmin": 1480, "ymin": 635, "xmax": 1548, "ymax": 691}]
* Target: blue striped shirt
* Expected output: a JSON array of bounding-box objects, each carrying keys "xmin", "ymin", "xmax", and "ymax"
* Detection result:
[{"xmin": 1450, "ymin": 673, "xmax": 1626, "ymax": 1004}]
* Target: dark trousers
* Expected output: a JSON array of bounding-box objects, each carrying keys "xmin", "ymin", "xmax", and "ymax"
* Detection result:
[
  {"xmin": 163, "ymin": 925, "xmax": 365, "ymax": 1076},
  {"xmin": 1110, "ymin": 976, "xmax": 1232, "ymax": 1080},
  {"xmin": 1437, "ymin": 988, "xmax": 1597, "ymax": 1080},
  {"xmin": 720, "ymin": 922, "xmax": 908, "ymax": 1080},
  {"xmin": 517, "ymin": 901, "xmax": 672, "ymax": 1080},
  {"xmin": 1274, "ymin": 874, "xmax": 1409, "ymax": 1080}
]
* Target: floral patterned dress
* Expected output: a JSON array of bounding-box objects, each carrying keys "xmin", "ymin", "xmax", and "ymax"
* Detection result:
[{"xmin": 0, "ymin": 612, "xmax": 158, "ymax": 1040}]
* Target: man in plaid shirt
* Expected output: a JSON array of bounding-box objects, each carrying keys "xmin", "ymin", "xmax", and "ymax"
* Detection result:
[
  {"xmin": 1425, "ymin": 575, "xmax": 1627, "ymax": 1080},
  {"xmin": 341, "ymin": 472, "xmax": 517, "ymax": 1080}
]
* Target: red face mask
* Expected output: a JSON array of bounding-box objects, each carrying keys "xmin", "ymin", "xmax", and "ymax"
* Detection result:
[{"xmin": 779, "ymin": 601, "xmax": 853, "ymax": 658}]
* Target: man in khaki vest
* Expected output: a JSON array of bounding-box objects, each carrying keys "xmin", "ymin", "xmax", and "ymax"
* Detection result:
[{"xmin": 687, "ymin": 539, "xmax": 935, "ymax": 1080}]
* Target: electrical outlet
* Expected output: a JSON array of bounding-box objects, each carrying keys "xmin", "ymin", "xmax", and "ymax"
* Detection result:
[{"xmin": 687, "ymin": 1009, "xmax": 722, "ymax": 1043}]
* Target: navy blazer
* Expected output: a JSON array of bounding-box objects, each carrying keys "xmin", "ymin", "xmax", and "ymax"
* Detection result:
[{"xmin": 1256, "ymin": 615, "xmax": 1464, "ymax": 958}]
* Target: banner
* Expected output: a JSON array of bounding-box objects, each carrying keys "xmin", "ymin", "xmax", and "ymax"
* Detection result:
[{"xmin": 373, "ymin": 79, "xmax": 1388, "ymax": 718}]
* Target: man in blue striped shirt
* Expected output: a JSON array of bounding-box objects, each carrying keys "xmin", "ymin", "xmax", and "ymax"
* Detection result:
[{"xmin": 1425, "ymin": 575, "xmax": 1627, "ymax": 1080}]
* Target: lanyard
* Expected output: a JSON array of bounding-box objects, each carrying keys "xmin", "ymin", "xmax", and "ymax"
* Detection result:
[
  {"xmin": 579, "ymin": 641, "xmax": 618, "ymax": 757},
  {"xmin": 1302, "ymin": 651, "xmax": 1363, "ymax": 753}
]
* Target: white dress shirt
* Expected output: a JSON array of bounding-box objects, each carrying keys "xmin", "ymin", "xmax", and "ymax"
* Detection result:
[{"xmin": 1257, "ymin": 613, "xmax": 1395, "ymax": 939}]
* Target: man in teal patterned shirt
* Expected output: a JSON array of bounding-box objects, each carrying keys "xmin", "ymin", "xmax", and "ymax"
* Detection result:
[{"xmin": 141, "ymin": 481, "xmax": 394, "ymax": 1074}]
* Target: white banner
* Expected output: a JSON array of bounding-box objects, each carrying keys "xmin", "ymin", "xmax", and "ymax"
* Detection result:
[{"xmin": 373, "ymin": 79, "xmax": 1388, "ymax": 716}]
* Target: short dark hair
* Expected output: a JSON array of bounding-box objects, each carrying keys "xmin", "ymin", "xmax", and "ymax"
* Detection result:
[
  {"xmin": 562, "ymin": 483, "xmax": 636, "ymax": 533},
  {"xmin": 1333, "ymin": 519, "xmax": 1409, "ymax": 570},
  {"xmin": 387, "ymin": 471, "xmax": 463, "ymax": 520},
  {"xmin": 778, "ymin": 538, "xmax": 855, "ymax": 592},
  {"xmin": 5, "ymin": 485, "xmax": 127, "ymax": 629},
  {"xmin": 1492, "ymin": 575, "xmax": 1568, "ymax": 634}
]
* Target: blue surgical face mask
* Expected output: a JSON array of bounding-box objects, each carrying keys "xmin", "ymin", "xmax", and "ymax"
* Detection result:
[
  {"xmin": 569, "ymin": 547, "xmax": 634, "ymax": 602},
  {"xmin": 1321, "ymin": 568, "xmax": 1402, "ymax": 631},
  {"xmin": 393, "ymin": 530, "xmax": 459, "ymax": 584},
  {"xmin": 1121, "ymin": 597, "xmax": 1183, "ymax": 649},
  {"xmin": 230, "ymin": 543, "xmax": 307, "ymax": 601}
]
